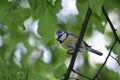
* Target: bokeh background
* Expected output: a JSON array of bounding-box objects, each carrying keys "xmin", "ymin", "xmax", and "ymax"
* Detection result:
[{"xmin": 0, "ymin": 0, "xmax": 120, "ymax": 80}]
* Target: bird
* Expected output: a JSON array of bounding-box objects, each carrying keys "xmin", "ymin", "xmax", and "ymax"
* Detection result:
[{"xmin": 55, "ymin": 30, "xmax": 103, "ymax": 56}]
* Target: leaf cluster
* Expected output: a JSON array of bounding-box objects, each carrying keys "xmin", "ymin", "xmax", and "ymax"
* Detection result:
[{"xmin": 0, "ymin": 0, "xmax": 120, "ymax": 80}]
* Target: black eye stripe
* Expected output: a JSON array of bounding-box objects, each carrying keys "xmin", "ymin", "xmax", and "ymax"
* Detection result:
[
  {"xmin": 57, "ymin": 34, "xmax": 62, "ymax": 43},
  {"xmin": 58, "ymin": 34, "xmax": 62, "ymax": 39}
]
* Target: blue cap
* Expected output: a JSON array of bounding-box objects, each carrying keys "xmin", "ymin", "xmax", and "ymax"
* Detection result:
[{"xmin": 56, "ymin": 30, "xmax": 62, "ymax": 36}]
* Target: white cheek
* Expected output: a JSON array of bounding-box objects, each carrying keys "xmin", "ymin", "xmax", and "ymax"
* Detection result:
[{"xmin": 60, "ymin": 33, "xmax": 67, "ymax": 41}]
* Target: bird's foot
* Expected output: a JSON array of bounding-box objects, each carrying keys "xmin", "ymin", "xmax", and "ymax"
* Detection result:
[{"xmin": 67, "ymin": 49, "xmax": 74, "ymax": 55}]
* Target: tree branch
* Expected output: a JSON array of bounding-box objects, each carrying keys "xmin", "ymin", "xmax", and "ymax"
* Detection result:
[
  {"xmin": 102, "ymin": 6, "xmax": 120, "ymax": 43},
  {"xmin": 72, "ymin": 69, "xmax": 92, "ymax": 80},
  {"xmin": 64, "ymin": 7, "xmax": 92, "ymax": 80},
  {"xmin": 92, "ymin": 39, "xmax": 117, "ymax": 80},
  {"xmin": 110, "ymin": 55, "xmax": 120, "ymax": 66}
]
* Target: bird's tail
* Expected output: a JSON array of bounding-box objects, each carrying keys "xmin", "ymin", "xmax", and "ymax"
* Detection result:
[{"xmin": 87, "ymin": 47, "xmax": 103, "ymax": 56}]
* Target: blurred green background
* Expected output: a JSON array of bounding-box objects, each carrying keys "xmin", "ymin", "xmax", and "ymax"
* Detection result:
[{"xmin": 0, "ymin": 0, "xmax": 120, "ymax": 80}]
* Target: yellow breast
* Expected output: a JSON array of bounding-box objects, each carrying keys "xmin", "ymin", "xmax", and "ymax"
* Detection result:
[{"xmin": 61, "ymin": 35, "xmax": 78, "ymax": 50}]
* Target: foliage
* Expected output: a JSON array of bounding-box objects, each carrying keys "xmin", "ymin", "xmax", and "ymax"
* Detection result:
[{"xmin": 0, "ymin": 0, "xmax": 120, "ymax": 80}]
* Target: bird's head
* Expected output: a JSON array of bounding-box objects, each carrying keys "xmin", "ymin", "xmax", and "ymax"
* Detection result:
[{"xmin": 55, "ymin": 30, "xmax": 68, "ymax": 43}]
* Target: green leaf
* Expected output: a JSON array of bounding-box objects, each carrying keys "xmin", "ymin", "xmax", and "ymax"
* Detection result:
[
  {"xmin": 54, "ymin": 63, "xmax": 66, "ymax": 79},
  {"xmin": 77, "ymin": 0, "xmax": 88, "ymax": 3},
  {"xmin": 47, "ymin": 0, "xmax": 56, "ymax": 6},
  {"xmin": 30, "ymin": 0, "xmax": 46, "ymax": 19},
  {"xmin": 76, "ymin": 1, "xmax": 89, "ymax": 22},
  {"xmin": 0, "ymin": 3, "xmax": 30, "ymax": 26},
  {"xmin": 29, "ymin": 0, "xmax": 40, "ymax": 10},
  {"xmin": 38, "ymin": 7, "xmax": 57, "ymax": 44},
  {"xmin": 89, "ymin": 0, "xmax": 104, "ymax": 16},
  {"xmin": 29, "ymin": 0, "xmax": 61, "ymax": 19},
  {"xmin": 112, "ymin": 42, "xmax": 120, "ymax": 55},
  {"xmin": 76, "ymin": 1, "xmax": 90, "ymax": 36},
  {"xmin": 0, "ymin": 24, "xmax": 7, "ymax": 35},
  {"xmin": 100, "ymin": 67, "xmax": 120, "ymax": 80},
  {"xmin": 47, "ymin": 0, "xmax": 62, "ymax": 14},
  {"xmin": 8, "ymin": 25, "xmax": 28, "ymax": 43},
  {"xmin": 29, "ymin": 72, "xmax": 47, "ymax": 80},
  {"xmin": 89, "ymin": 13, "xmax": 106, "ymax": 33}
]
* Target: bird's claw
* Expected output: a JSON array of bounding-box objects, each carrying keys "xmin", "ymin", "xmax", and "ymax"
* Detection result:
[{"xmin": 67, "ymin": 49, "xmax": 74, "ymax": 55}]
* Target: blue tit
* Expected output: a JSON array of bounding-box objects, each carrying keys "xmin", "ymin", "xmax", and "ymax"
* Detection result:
[{"xmin": 55, "ymin": 30, "xmax": 103, "ymax": 56}]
